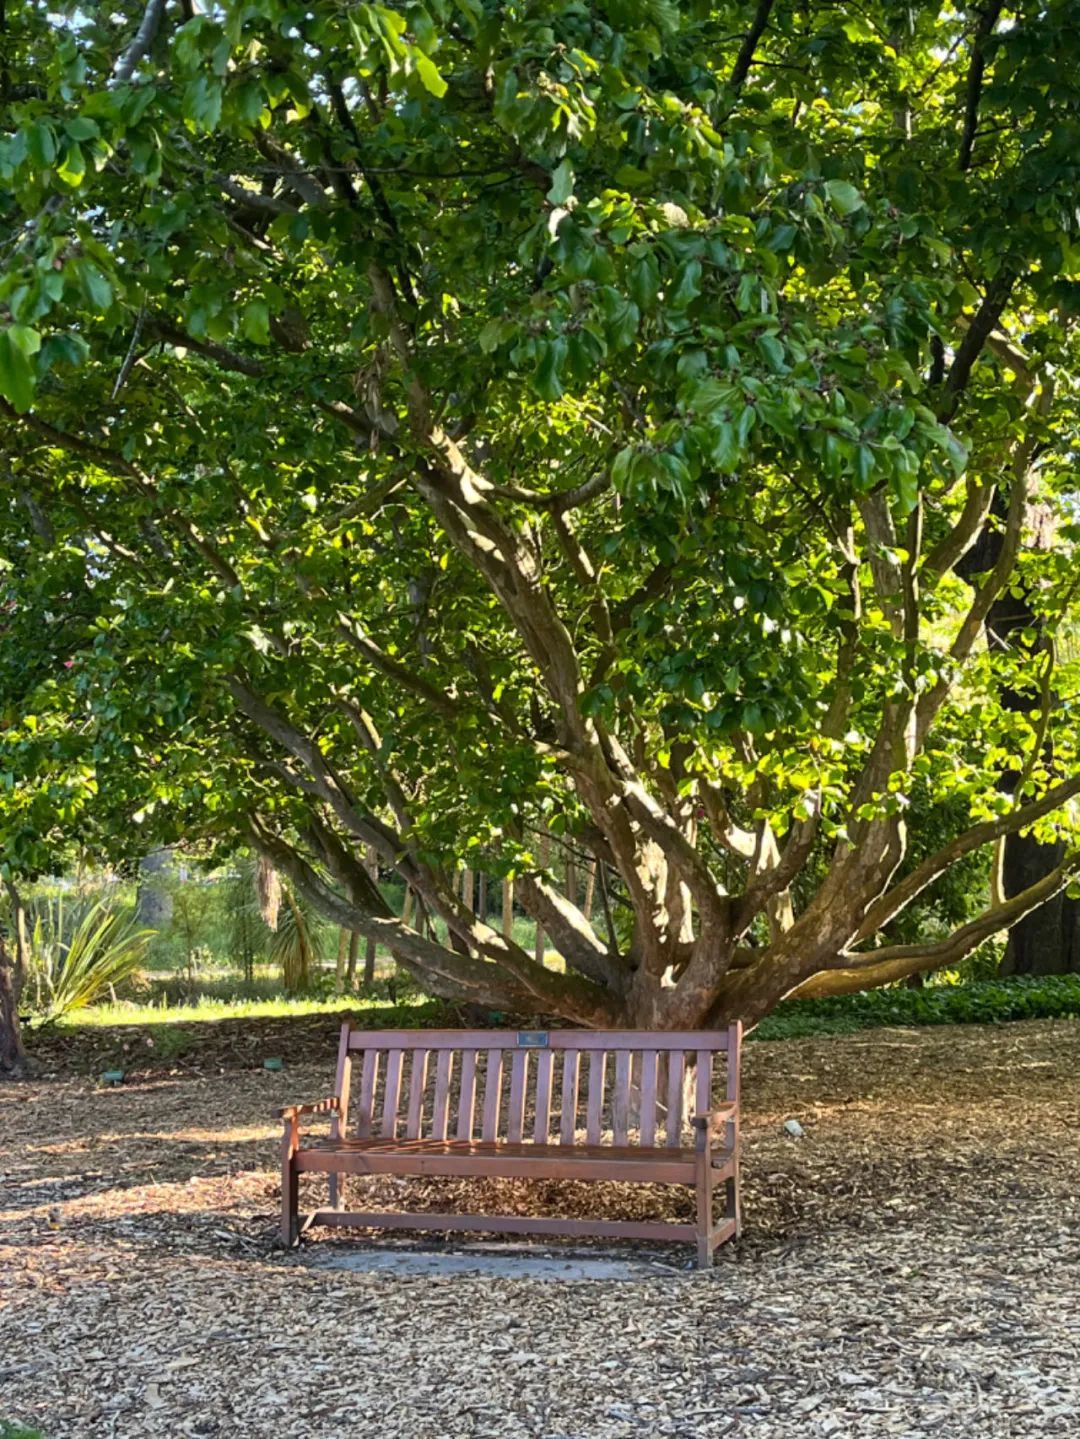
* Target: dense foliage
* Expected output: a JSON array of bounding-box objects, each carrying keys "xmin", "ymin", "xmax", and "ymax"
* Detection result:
[
  {"xmin": 1, "ymin": 0, "xmax": 1078, "ymax": 1036},
  {"xmin": 756, "ymin": 972, "xmax": 1080, "ymax": 1040}
]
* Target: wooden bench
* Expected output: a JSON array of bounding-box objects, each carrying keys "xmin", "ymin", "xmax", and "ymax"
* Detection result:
[{"xmin": 278, "ymin": 1024, "xmax": 742, "ymax": 1268}]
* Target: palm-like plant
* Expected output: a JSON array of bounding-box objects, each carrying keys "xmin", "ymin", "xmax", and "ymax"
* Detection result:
[{"xmin": 33, "ymin": 899, "xmax": 155, "ymax": 1021}]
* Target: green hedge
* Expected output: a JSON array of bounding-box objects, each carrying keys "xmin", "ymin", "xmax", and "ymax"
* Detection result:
[{"xmin": 755, "ymin": 974, "xmax": 1080, "ymax": 1041}]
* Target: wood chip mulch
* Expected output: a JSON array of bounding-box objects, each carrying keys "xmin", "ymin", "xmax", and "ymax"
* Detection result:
[{"xmin": 2, "ymin": 1019, "xmax": 1078, "ymax": 1438}]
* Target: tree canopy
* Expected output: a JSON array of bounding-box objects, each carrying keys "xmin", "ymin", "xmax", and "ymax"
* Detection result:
[{"xmin": 1, "ymin": 0, "xmax": 1079, "ymax": 1028}]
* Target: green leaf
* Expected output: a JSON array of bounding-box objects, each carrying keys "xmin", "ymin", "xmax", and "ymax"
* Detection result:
[
  {"xmin": 78, "ymin": 263, "xmax": 113, "ymax": 313},
  {"xmin": 670, "ymin": 259, "xmax": 702, "ymax": 309},
  {"xmin": 26, "ymin": 122, "xmax": 56, "ymax": 167},
  {"xmin": 756, "ymin": 334, "xmax": 786, "ymax": 372},
  {"xmin": 57, "ymin": 142, "xmax": 85, "ymax": 187},
  {"xmin": 241, "ymin": 299, "xmax": 271, "ymax": 345},
  {"xmin": 533, "ymin": 337, "xmax": 567, "ymax": 401},
  {"xmin": 547, "ymin": 159, "xmax": 575, "ymax": 206},
  {"xmin": 184, "ymin": 75, "xmax": 223, "ymax": 133},
  {"xmin": 0, "ymin": 328, "xmax": 37, "ymax": 412},
  {"xmin": 414, "ymin": 53, "xmax": 448, "ymax": 99},
  {"xmin": 825, "ymin": 180, "xmax": 864, "ymax": 216},
  {"xmin": 628, "ymin": 254, "xmax": 660, "ymax": 311}
]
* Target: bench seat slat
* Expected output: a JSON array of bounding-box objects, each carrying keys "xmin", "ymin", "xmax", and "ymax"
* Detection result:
[{"xmin": 296, "ymin": 1138, "xmax": 732, "ymax": 1185}]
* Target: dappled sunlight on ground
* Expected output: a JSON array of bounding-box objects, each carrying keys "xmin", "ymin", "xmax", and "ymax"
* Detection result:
[{"xmin": 2, "ymin": 1020, "xmax": 1077, "ymax": 1437}]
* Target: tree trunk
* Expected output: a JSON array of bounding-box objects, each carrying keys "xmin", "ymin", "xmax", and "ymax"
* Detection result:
[
  {"xmin": 346, "ymin": 930, "xmax": 360, "ymax": 987},
  {"xmin": 363, "ymin": 935, "xmax": 377, "ymax": 986},
  {"xmin": 334, "ymin": 926, "xmax": 348, "ymax": 992},
  {"xmin": 999, "ymin": 837, "xmax": 1080, "ymax": 974},
  {"xmin": 136, "ymin": 847, "xmax": 173, "ymax": 928},
  {"xmin": 0, "ymin": 932, "xmax": 27, "ymax": 1076},
  {"xmin": 959, "ymin": 508, "xmax": 1077, "ymax": 975},
  {"xmin": 502, "ymin": 879, "xmax": 514, "ymax": 939}
]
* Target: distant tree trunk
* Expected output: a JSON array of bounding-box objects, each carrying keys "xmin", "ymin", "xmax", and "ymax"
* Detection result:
[
  {"xmin": 502, "ymin": 879, "xmax": 514, "ymax": 939},
  {"xmin": 136, "ymin": 847, "xmax": 173, "ymax": 928},
  {"xmin": 335, "ymin": 927, "xmax": 348, "ymax": 992},
  {"xmin": 582, "ymin": 862, "xmax": 597, "ymax": 924},
  {"xmin": 534, "ymin": 835, "xmax": 550, "ymax": 965},
  {"xmin": 462, "ymin": 868, "xmax": 474, "ymax": 912},
  {"xmin": 959, "ymin": 504, "xmax": 1078, "ymax": 975},
  {"xmin": 0, "ymin": 931, "xmax": 27, "ymax": 1076},
  {"xmin": 346, "ymin": 930, "xmax": 360, "ymax": 987},
  {"xmin": 999, "ymin": 838, "xmax": 1080, "ymax": 974},
  {"xmin": 477, "ymin": 872, "xmax": 488, "ymax": 923}
]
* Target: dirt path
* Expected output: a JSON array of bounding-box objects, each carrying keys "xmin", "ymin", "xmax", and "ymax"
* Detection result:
[{"xmin": 2, "ymin": 1020, "xmax": 1078, "ymax": 1437}]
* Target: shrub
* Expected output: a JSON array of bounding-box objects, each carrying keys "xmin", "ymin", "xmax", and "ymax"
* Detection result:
[
  {"xmin": 32, "ymin": 900, "xmax": 155, "ymax": 1022},
  {"xmin": 755, "ymin": 975, "xmax": 1080, "ymax": 1041}
]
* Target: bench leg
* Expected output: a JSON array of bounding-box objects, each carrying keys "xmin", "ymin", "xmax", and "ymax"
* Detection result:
[
  {"xmin": 695, "ymin": 1151, "xmax": 714, "ymax": 1270},
  {"xmin": 726, "ymin": 1164, "xmax": 742, "ymax": 1241},
  {"xmin": 281, "ymin": 1120, "xmax": 299, "ymax": 1247}
]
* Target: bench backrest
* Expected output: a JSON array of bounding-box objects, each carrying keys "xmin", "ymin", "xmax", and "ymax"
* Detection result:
[{"xmin": 332, "ymin": 1026, "xmax": 741, "ymax": 1148}]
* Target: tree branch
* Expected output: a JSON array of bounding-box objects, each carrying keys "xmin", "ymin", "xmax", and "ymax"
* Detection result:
[
  {"xmin": 113, "ymin": 0, "xmax": 167, "ymax": 84},
  {"xmin": 853, "ymin": 774, "xmax": 1080, "ymax": 940},
  {"xmin": 729, "ymin": 0, "xmax": 777, "ymax": 91}
]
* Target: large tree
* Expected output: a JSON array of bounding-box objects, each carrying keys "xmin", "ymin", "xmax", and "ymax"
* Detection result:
[{"xmin": 1, "ymin": 0, "xmax": 1078, "ymax": 1038}]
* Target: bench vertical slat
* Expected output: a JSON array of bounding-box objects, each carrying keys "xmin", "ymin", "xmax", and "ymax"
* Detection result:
[
  {"xmin": 665, "ymin": 1051, "xmax": 685, "ymax": 1147},
  {"xmin": 612, "ymin": 1051, "xmax": 632, "ymax": 1145},
  {"xmin": 695, "ymin": 1049, "xmax": 712, "ymax": 1121},
  {"xmin": 481, "ymin": 1048, "xmax": 504, "ymax": 1142},
  {"xmin": 406, "ymin": 1048, "xmax": 430, "ymax": 1139},
  {"xmin": 639, "ymin": 1049, "xmax": 658, "ymax": 1147},
  {"xmin": 355, "ymin": 1049, "xmax": 380, "ymax": 1138},
  {"xmin": 431, "ymin": 1049, "xmax": 454, "ymax": 1140},
  {"xmin": 506, "ymin": 1050, "xmax": 529, "ymax": 1143},
  {"xmin": 456, "ymin": 1049, "xmax": 478, "ymax": 1141},
  {"xmin": 533, "ymin": 1049, "xmax": 554, "ymax": 1144},
  {"xmin": 585, "ymin": 1051, "xmax": 607, "ymax": 1145},
  {"xmin": 381, "ymin": 1049, "xmax": 404, "ymax": 1138},
  {"xmin": 559, "ymin": 1050, "xmax": 580, "ymax": 1144}
]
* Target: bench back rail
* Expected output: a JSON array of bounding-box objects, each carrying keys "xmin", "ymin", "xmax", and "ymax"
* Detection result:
[{"xmin": 332, "ymin": 1026, "xmax": 741, "ymax": 1149}]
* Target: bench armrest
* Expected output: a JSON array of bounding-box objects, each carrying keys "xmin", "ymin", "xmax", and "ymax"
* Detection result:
[{"xmin": 277, "ymin": 1097, "xmax": 341, "ymax": 1122}]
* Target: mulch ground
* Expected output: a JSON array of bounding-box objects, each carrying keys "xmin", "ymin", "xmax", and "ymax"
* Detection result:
[{"xmin": 2, "ymin": 1019, "xmax": 1078, "ymax": 1438}]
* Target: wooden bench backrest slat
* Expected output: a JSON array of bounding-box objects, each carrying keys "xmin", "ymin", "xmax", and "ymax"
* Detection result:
[
  {"xmin": 381, "ymin": 1049, "xmax": 404, "ymax": 1138},
  {"xmin": 406, "ymin": 1049, "xmax": 429, "ymax": 1140},
  {"xmin": 639, "ymin": 1049, "xmax": 658, "ymax": 1147},
  {"xmin": 457, "ymin": 1049, "xmax": 478, "ymax": 1141},
  {"xmin": 506, "ymin": 1050, "xmax": 529, "ymax": 1143},
  {"xmin": 481, "ymin": 1048, "xmax": 504, "ymax": 1143},
  {"xmin": 340, "ymin": 1025, "xmax": 741, "ymax": 1150},
  {"xmin": 533, "ymin": 1049, "xmax": 554, "ymax": 1144},
  {"xmin": 665, "ymin": 1051, "xmax": 685, "ymax": 1147},
  {"xmin": 355, "ymin": 1049, "xmax": 379, "ymax": 1138},
  {"xmin": 612, "ymin": 1051, "xmax": 632, "ymax": 1145},
  {"xmin": 431, "ymin": 1049, "xmax": 453, "ymax": 1141},
  {"xmin": 559, "ymin": 1050, "xmax": 580, "ymax": 1145},
  {"xmin": 585, "ymin": 1050, "xmax": 606, "ymax": 1145}
]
